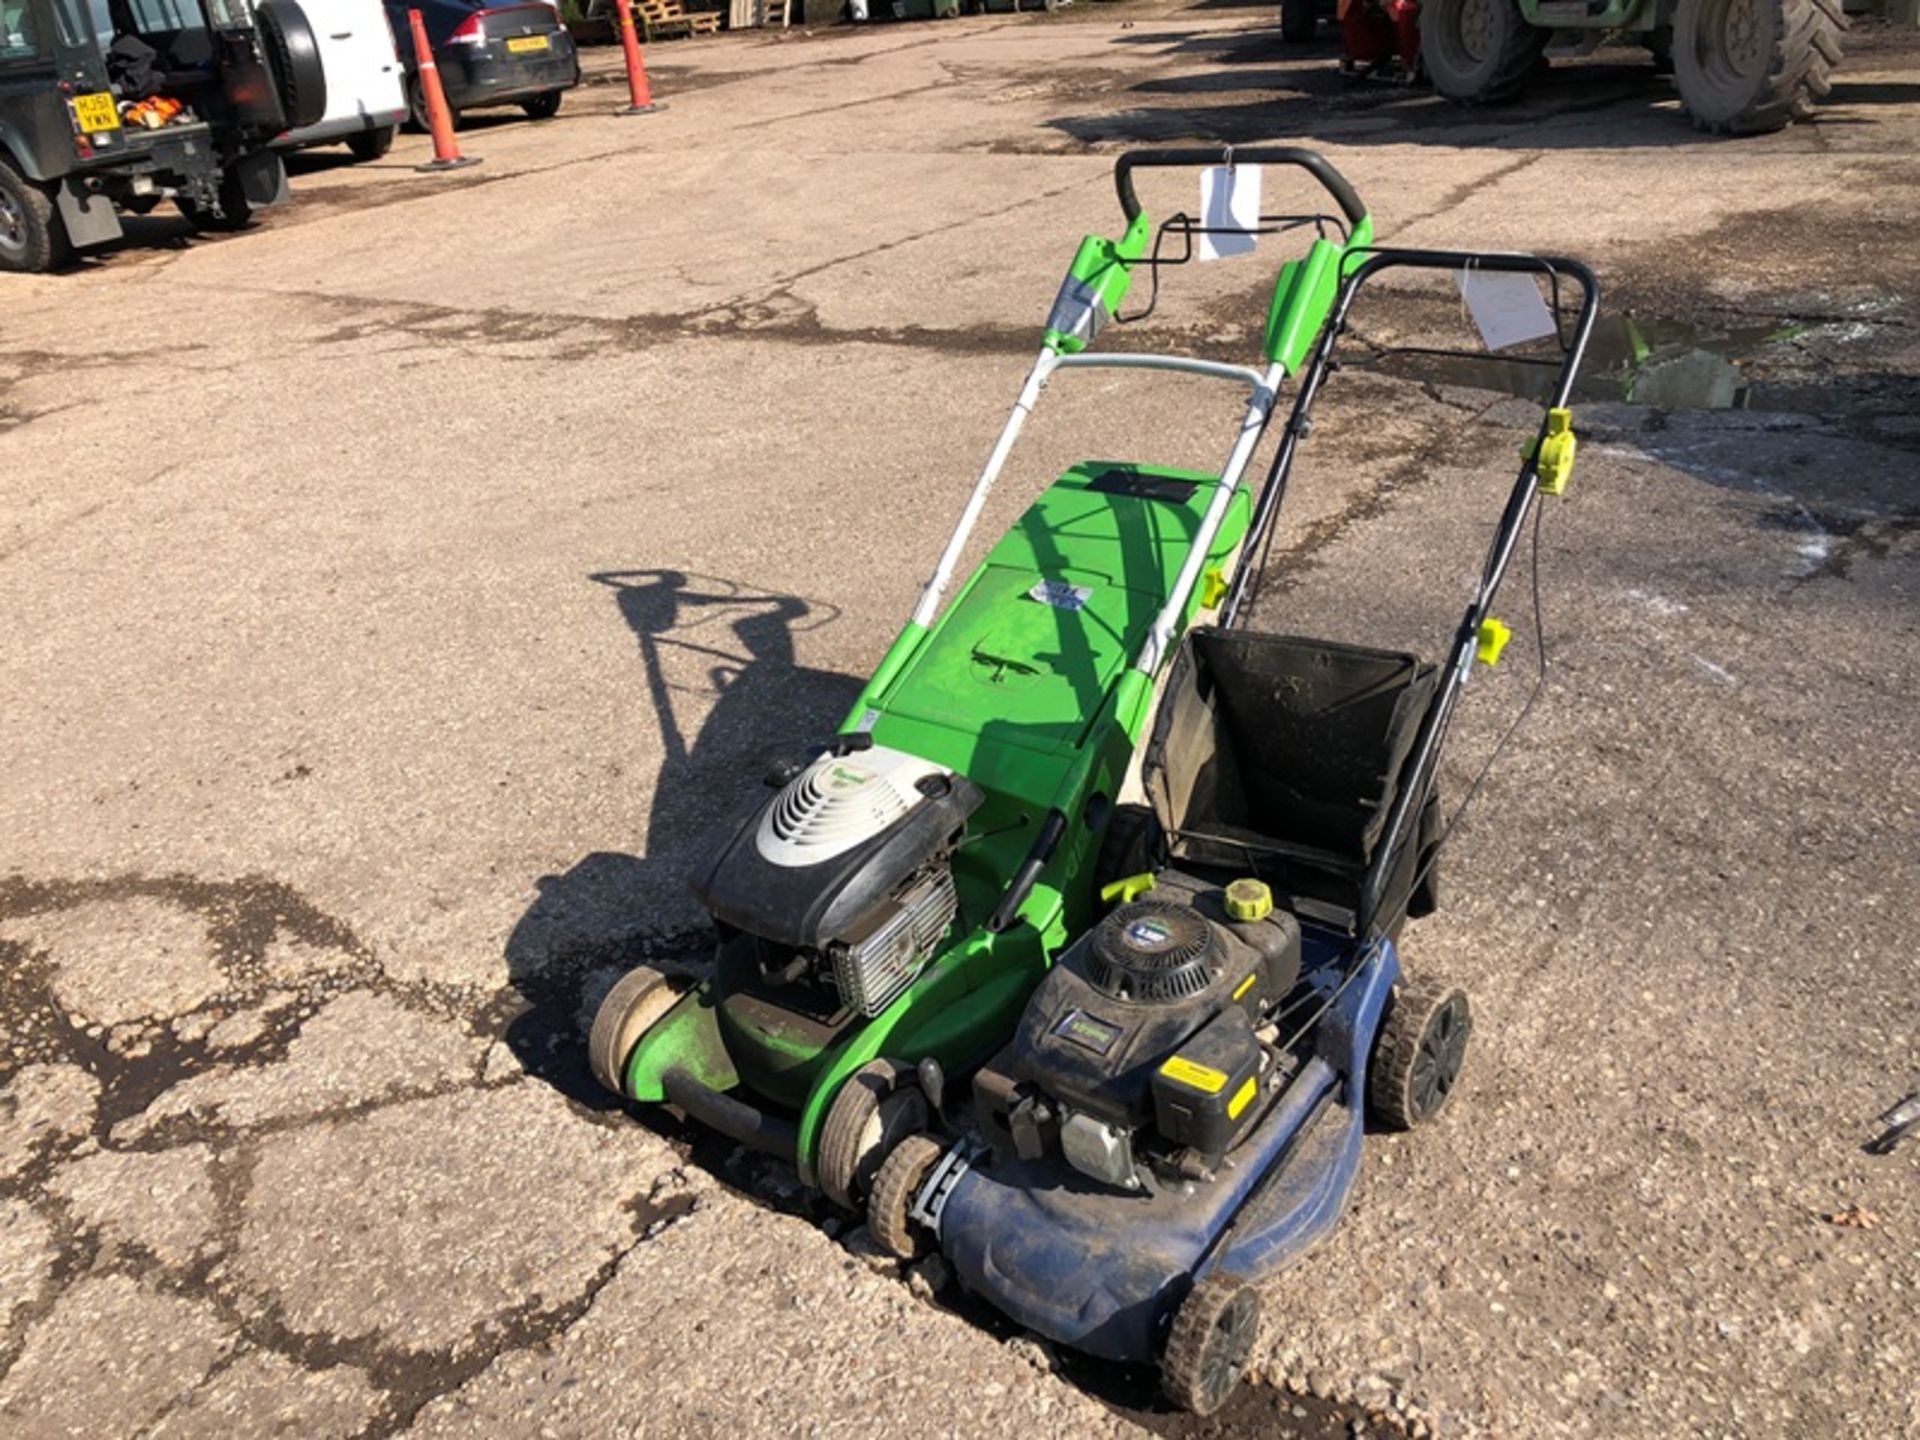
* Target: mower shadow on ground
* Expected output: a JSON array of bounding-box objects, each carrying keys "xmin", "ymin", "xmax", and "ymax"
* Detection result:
[{"xmin": 498, "ymin": 568, "xmax": 864, "ymax": 1110}]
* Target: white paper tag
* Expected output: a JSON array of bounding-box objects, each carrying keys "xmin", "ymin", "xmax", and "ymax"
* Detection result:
[
  {"xmin": 1028, "ymin": 579, "xmax": 1094, "ymax": 611},
  {"xmin": 1198, "ymin": 165, "xmax": 1261, "ymax": 262},
  {"xmin": 1456, "ymin": 268, "xmax": 1556, "ymax": 352}
]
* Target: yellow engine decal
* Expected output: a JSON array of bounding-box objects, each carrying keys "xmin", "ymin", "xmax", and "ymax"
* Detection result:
[
  {"xmin": 1228, "ymin": 1076, "xmax": 1258, "ymax": 1119},
  {"xmin": 1159, "ymin": 1055, "xmax": 1228, "ymax": 1093}
]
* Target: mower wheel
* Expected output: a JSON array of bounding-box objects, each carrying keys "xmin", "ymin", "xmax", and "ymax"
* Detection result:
[
  {"xmin": 588, "ymin": 964, "xmax": 685, "ymax": 1098},
  {"xmin": 869, "ymin": 1131, "xmax": 944, "ymax": 1260},
  {"xmin": 1162, "ymin": 1272, "xmax": 1262, "ymax": 1416},
  {"xmin": 1672, "ymin": 0, "xmax": 1843, "ymax": 135},
  {"xmin": 1367, "ymin": 976, "xmax": 1472, "ymax": 1130},
  {"xmin": 1281, "ymin": 0, "xmax": 1317, "ymax": 43},
  {"xmin": 1419, "ymin": 0, "xmax": 1547, "ymax": 104},
  {"xmin": 819, "ymin": 1059, "xmax": 930, "ymax": 1211},
  {"xmin": 1094, "ymin": 802, "xmax": 1166, "ymax": 904}
]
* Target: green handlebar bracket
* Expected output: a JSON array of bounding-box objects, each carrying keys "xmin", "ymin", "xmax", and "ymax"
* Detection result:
[
  {"xmin": 1043, "ymin": 211, "xmax": 1153, "ymax": 354},
  {"xmin": 1265, "ymin": 213, "xmax": 1373, "ymax": 373}
]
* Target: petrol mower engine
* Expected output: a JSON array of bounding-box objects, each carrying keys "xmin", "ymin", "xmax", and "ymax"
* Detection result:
[
  {"xmin": 692, "ymin": 744, "xmax": 982, "ymax": 1049},
  {"xmin": 973, "ymin": 871, "xmax": 1301, "ymax": 1192}
]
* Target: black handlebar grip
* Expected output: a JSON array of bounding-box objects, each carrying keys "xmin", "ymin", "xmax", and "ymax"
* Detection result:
[{"xmin": 1114, "ymin": 147, "xmax": 1367, "ymax": 229}]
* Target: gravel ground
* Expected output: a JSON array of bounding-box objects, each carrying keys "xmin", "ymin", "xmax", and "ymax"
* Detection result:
[{"xmin": 2, "ymin": 5, "xmax": 1917, "ymax": 1436}]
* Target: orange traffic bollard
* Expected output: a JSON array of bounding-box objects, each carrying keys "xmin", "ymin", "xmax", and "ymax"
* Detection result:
[
  {"xmin": 409, "ymin": 8, "xmax": 481, "ymax": 172},
  {"xmin": 612, "ymin": 0, "xmax": 663, "ymax": 116}
]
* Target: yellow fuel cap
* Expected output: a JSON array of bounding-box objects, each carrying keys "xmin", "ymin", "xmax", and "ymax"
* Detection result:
[{"xmin": 1224, "ymin": 878, "xmax": 1273, "ymax": 922}]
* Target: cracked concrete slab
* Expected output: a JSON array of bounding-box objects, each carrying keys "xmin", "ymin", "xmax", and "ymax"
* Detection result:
[
  {"xmin": 405, "ymin": 1201, "xmax": 1131, "ymax": 1440},
  {"xmin": 1, "ymin": 896, "xmax": 224, "ymax": 1027},
  {"xmin": 123, "ymin": 991, "xmax": 484, "ymax": 1138},
  {"xmin": 148, "ymin": 1351, "xmax": 384, "ymax": 1439},
  {"xmin": 49, "ymin": 1143, "xmax": 219, "ymax": 1268},
  {"xmin": 0, "ymin": 1275, "xmax": 234, "ymax": 1437},
  {"xmin": 230, "ymin": 1084, "xmax": 685, "ymax": 1354},
  {"xmin": 0, "ymin": 1064, "xmax": 100, "ymax": 1181}
]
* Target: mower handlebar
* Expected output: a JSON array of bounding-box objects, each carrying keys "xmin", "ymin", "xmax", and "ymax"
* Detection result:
[{"xmin": 1114, "ymin": 147, "xmax": 1368, "ymax": 230}]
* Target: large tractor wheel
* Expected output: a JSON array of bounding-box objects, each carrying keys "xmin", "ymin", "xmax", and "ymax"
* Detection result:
[
  {"xmin": 1420, "ymin": 0, "xmax": 1548, "ymax": 105},
  {"xmin": 1672, "ymin": 0, "xmax": 1843, "ymax": 135}
]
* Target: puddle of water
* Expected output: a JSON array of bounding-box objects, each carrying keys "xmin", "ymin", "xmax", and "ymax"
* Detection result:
[{"xmin": 1359, "ymin": 313, "xmax": 1805, "ymax": 410}]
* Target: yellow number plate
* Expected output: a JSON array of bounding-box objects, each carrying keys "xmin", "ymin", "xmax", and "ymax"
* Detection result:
[
  {"xmin": 505, "ymin": 34, "xmax": 551, "ymax": 53},
  {"xmin": 71, "ymin": 92, "xmax": 121, "ymax": 134}
]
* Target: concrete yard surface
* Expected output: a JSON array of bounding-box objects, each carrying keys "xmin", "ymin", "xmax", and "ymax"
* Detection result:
[{"xmin": 2, "ymin": 4, "xmax": 1918, "ymax": 1436}]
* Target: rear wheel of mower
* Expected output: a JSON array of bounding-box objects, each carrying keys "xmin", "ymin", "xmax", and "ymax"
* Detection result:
[
  {"xmin": 588, "ymin": 964, "xmax": 685, "ymax": 1098},
  {"xmin": 1672, "ymin": 0, "xmax": 1842, "ymax": 135},
  {"xmin": 0, "ymin": 160, "xmax": 67, "ymax": 274},
  {"xmin": 1281, "ymin": 0, "xmax": 1318, "ymax": 43},
  {"xmin": 1094, "ymin": 802, "xmax": 1166, "ymax": 905},
  {"xmin": 1419, "ymin": 0, "xmax": 1548, "ymax": 104},
  {"xmin": 1162, "ymin": 1273, "xmax": 1262, "ymax": 1416},
  {"xmin": 869, "ymin": 1131, "xmax": 945, "ymax": 1260},
  {"xmin": 1367, "ymin": 976, "xmax": 1472, "ymax": 1130},
  {"xmin": 819, "ymin": 1059, "xmax": 929, "ymax": 1211}
]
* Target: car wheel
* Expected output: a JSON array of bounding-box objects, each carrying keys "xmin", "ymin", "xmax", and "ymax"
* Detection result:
[
  {"xmin": 408, "ymin": 76, "xmax": 462, "ymax": 133},
  {"xmin": 346, "ymin": 124, "xmax": 396, "ymax": 162},
  {"xmin": 521, "ymin": 91, "xmax": 563, "ymax": 120},
  {"xmin": 0, "ymin": 159, "xmax": 68, "ymax": 274}
]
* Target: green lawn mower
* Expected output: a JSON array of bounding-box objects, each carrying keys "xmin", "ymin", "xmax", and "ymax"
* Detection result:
[{"xmin": 590, "ymin": 146, "xmax": 1379, "ymax": 1208}]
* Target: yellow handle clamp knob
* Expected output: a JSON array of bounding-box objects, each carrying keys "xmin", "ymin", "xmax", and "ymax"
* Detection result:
[
  {"xmin": 1200, "ymin": 566, "xmax": 1228, "ymax": 609},
  {"xmin": 1224, "ymin": 877, "xmax": 1273, "ymax": 922},
  {"xmin": 1476, "ymin": 617, "xmax": 1512, "ymax": 667},
  {"xmin": 1535, "ymin": 407, "xmax": 1576, "ymax": 495}
]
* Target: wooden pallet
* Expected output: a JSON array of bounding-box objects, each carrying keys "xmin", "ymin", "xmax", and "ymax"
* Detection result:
[{"xmin": 633, "ymin": 0, "xmax": 722, "ymax": 38}]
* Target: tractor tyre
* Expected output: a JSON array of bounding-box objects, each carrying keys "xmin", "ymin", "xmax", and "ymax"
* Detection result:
[
  {"xmin": 1419, "ymin": 0, "xmax": 1548, "ymax": 104},
  {"xmin": 0, "ymin": 158, "xmax": 68, "ymax": 274},
  {"xmin": 256, "ymin": 0, "xmax": 330, "ymax": 132},
  {"xmin": 869, "ymin": 1132, "xmax": 945, "ymax": 1260},
  {"xmin": 1672, "ymin": 0, "xmax": 1843, "ymax": 135},
  {"xmin": 818, "ymin": 1059, "xmax": 930, "ymax": 1211},
  {"xmin": 1367, "ymin": 976, "xmax": 1472, "ymax": 1131},
  {"xmin": 1093, "ymin": 802, "xmax": 1167, "ymax": 905},
  {"xmin": 1281, "ymin": 0, "xmax": 1318, "ymax": 43},
  {"xmin": 1162, "ymin": 1273, "xmax": 1262, "ymax": 1415},
  {"xmin": 587, "ymin": 964, "xmax": 685, "ymax": 1098}
]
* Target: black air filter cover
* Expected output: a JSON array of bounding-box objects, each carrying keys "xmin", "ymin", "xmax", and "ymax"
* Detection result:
[{"xmin": 1085, "ymin": 902, "xmax": 1216, "ymax": 1003}]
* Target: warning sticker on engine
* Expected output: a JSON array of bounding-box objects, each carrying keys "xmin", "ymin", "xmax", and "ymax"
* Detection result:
[
  {"xmin": 1028, "ymin": 579, "xmax": 1093, "ymax": 611},
  {"xmin": 1159, "ymin": 1055, "xmax": 1229, "ymax": 1093}
]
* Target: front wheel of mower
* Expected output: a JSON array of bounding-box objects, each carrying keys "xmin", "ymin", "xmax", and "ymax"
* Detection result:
[
  {"xmin": 1419, "ymin": 0, "xmax": 1548, "ymax": 104},
  {"xmin": 1163, "ymin": 1273, "xmax": 1262, "ymax": 1415},
  {"xmin": 1281, "ymin": 0, "xmax": 1318, "ymax": 43},
  {"xmin": 818, "ymin": 1059, "xmax": 930, "ymax": 1211},
  {"xmin": 1672, "ymin": 0, "xmax": 1843, "ymax": 135},
  {"xmin": 869, "ymin": 1131, "xmax": 945, "ymax": 1260},
  {"xmin": 1367, "ymin": 976, "xmax": 1472, "ymax": 1130},
  {"xmin": 588, "ymin": 964, "xmax": 686, "ymax": 1098}
]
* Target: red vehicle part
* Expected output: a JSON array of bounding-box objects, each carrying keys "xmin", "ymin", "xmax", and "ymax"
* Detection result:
[{"xmin": 1338, "ymin": 0, "xmax": 1421, "ymax": 76}]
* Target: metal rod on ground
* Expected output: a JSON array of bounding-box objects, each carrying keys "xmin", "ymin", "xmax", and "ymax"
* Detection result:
[
  {"xmin": 613, "ymin": 0, "xmax": 664, "ymax": 116},
  {"xmin": 409, "ymin": 9, "xmax": 480, "ymax": 172}
]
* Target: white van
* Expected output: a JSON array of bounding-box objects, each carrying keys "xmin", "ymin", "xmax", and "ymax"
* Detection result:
[{"xmin": 275, "ymin": 0, "xmax": 407, "ymax": 162}]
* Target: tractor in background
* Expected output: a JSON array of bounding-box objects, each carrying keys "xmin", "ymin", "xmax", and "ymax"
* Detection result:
[{"xmin": 1295, "ymin": 0, "xmax": 1844, "ymax": 135}]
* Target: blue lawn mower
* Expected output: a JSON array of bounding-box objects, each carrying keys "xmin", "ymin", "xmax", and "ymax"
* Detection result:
[{"xmin": 864, "ymin": 248, "xmax": 1600, "ymax": 1414}]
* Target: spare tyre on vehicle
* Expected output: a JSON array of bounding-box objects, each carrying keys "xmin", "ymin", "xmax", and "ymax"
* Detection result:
[{"xmin": 255, "ymin": 0, "xmax": 329, "ymax": 132}]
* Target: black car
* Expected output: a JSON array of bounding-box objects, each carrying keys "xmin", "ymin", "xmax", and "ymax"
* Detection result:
[
  {"xmin": 385, "ymin": 0, "xmax": 578, "ymax": 127},
  {"xmin": 0, "ymin": 0, "xmax": 325, "ymax": 271}
]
